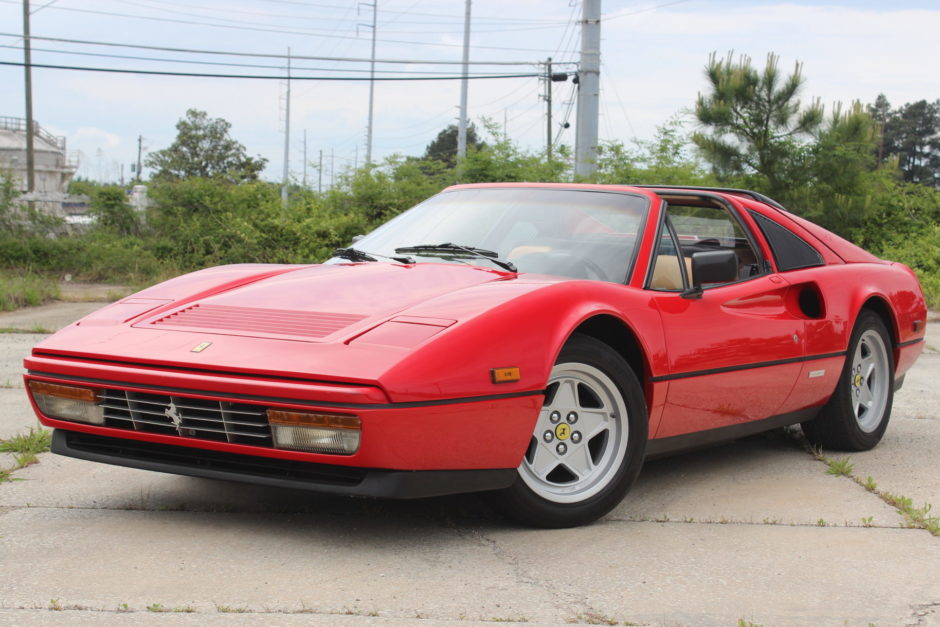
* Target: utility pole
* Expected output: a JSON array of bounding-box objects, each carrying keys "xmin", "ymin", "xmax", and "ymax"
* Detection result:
[
  {"xmin": 302, "ymin": 129, "xmax": 307, "ymax": 188},
  {"xmin": 22, "ymin": 0, "xmax": 35, "ymax": 192},
  {"xmin": 318, "ymin": 149, "xmax": 323, "ymax": 193},
  {"xmin": 574, "ymin": 0, "xmax": 601, "ymax": 179},
  {"xmin": 456, "ymin": 0, "xmax": 472, "ymax": 160},
  {"xmin": 136, "ymin": 135, "xmax": 143, "ymax": 181},
  {"xmin": 361, "ymin": 1, "xmax": 377, "ymax": 165},
  {"xmin": 545, "ymin": 58, "xmax": 552, "ymax": 160},
  {"xmin": 281, "ymin": 48, "xmax": 291, "ymax": 209}
]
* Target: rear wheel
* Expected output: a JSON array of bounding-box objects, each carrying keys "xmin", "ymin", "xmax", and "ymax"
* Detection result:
[
  {"xmin": 488, "ymin": 334, "xmax": 647, "ymax": 528},
  {"xmin": 802, "ymin": 311, "xmax": 894, "ymax": 451}
]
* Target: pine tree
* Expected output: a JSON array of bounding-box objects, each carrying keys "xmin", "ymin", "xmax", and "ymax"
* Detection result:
[{"xmin": 692, "ymin": 52, "xmax": 824, "ymax": 196}]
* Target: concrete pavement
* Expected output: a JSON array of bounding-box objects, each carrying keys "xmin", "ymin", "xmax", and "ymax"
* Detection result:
[{"xmin": 1, "ymin": 299, "xmax": 938, "ymax": 626}]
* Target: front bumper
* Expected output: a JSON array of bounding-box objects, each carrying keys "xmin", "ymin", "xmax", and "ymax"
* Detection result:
[
  {"xmin": 25, "ymin": 354, "xmax": 544, "ymax": 487},
  {"xmin": 53, "ymin": 430, "xmax": 518, "ymax": 499}
]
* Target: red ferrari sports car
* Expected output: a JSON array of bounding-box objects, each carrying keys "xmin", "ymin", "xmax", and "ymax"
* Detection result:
[{"xmin": 24, "ymin": 183, "xmax": 926, "ymax": 527}]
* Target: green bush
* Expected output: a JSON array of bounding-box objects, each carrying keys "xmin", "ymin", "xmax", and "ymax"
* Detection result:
[
  {"xmin": 0, "ymin": 271, "xmax": 60, "ymax": 311},
  {"xmin": 878, "ymin": 225, "xmax": 940, "ymax": 308}
]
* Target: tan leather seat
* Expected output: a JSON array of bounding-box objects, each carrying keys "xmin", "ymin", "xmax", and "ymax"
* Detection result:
[{"xmin": 650, "ymin": 255, "xmax": 693, "ymax": 290}]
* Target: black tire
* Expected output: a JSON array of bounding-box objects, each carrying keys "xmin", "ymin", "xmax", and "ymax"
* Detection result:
[
  {"xmin": 487, "ymin": 334, "xmax": 647, "ymax": 528},
  {"xmin": 802, "ymin": 311, "xmax": 895, "ymax": 451}
]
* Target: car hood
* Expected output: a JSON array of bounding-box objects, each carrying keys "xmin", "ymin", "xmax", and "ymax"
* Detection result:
[
  {"xmin": 30, "ymin": 262, "xmax": 540, "ymax": 392},
  {"xmin": 131, "ymin": 262, "xmax": 513, "ymax": 343}
]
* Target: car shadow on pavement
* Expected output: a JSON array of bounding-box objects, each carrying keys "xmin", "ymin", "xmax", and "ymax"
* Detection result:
[{"xmin": 79, "ymin": 428, "xmax": 804, "ymax": 537}]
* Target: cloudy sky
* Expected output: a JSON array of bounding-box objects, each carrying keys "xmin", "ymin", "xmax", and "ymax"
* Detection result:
[{"xmin": 1, "ymin": 0, "xmax": 938, "ymax": 184}]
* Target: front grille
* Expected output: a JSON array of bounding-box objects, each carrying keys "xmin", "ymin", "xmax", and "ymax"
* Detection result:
[{"xmin": 99, "ymin": 390, "xmax": 273, "ymax": 447}]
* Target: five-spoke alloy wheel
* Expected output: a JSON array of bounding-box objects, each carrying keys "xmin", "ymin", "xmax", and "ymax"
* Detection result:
[
  {"xmin": 803, "ymin": 310, "xmax": 895, "ymax": 451},
  {"xmin": 489, "ymin": 334, "xmax": 647, "ymax": 528}
]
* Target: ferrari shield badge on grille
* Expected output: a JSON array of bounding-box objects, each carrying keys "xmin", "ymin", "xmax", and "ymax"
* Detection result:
[{"xmin": 191, "ymin": 341, "xmax": 212, "ymax": 353}]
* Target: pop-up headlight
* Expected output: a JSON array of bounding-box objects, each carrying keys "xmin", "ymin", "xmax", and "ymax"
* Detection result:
[
  {"xmin": 267, "ymin": 410, "xmax": 361, "ymax": 455},
  {"xmin": 28, "ymin": 381, "xmax": 105, "ymax": 425}
]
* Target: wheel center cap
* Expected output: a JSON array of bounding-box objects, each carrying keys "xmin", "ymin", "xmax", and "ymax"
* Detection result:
[
  {"xmin": 853, "ymin": 373, "xmax": 863, "ymax": 388},
  {"xmin": 555, "ymin": 423, "xmax": 571, "ymax": 440}
]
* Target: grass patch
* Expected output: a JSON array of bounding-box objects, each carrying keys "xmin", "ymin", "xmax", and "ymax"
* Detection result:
[
  {"xmin": 0, "ymin": 427, "xmax": 52, "ymax": 468},
  {"xmin": 0, "ymin": 326, "xmax": 53, "ymax": 334},
  {"xmin": 0, "ymin": 272, "xmax": 59, "ymax": 311}
]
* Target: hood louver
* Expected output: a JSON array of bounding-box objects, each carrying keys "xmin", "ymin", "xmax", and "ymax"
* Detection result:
[{"xmin": 145, "ymin": 304, "xmax": 367, "ymax": 340}]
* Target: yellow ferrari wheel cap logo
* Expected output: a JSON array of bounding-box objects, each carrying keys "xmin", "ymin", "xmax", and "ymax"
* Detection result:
[
  {"xmin": 555, "ymin": 423, "xmax": 571, "ymax": 440},
  {"xmin": 191, "ymin": 341, "xmax": 212, "ymax": 353},
  {"xmin": 853, "ymin": 373, "xmax": 862, "ymax": 387}
]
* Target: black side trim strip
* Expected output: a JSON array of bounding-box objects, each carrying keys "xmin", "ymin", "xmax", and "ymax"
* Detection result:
[
  {"xmin": 646, "ymin": 407, "xmax": 821, "ymax": 458},
  {"xmin": 898, "ymin": 338, "xmax": 925, "ymax": 349},
  {"xmin": 650, "ymin": 351, "xmax": 846, "ymax": 383},
  {"xmin": 28, "ymin": 370, "xmax": 545, "ymax": 410},
  {"xmin": 54, "ymin": 430, "xmax": 517, "ymax": 499}
]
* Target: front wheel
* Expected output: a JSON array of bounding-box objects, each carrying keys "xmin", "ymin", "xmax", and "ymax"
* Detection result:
[
  {"xmin": 802, "ymin": 311, "xmax": 894, "ymax": 451},
  {"xmin": 488, "ymin": 334, "xmax": 647, "ymax": 528}
]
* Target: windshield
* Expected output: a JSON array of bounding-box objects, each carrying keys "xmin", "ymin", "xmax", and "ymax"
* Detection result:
[{"xmin": 336, "ymin": 187, "xmax": 650, "ymax": 283}]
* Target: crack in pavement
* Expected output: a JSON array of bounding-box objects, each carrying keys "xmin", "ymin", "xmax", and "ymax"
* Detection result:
[
  {"xmin": 908, "ymin": 600, "xmax": 940, "ymax": 626},
  {"xmin": 442, "ymin": 518, "xmax": 629, "ymax": 624}
]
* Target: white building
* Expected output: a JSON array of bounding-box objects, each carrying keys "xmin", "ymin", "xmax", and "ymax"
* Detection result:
[{"xmin": 0, "ymin": 116, "xmax": 79, "ymax": 217}]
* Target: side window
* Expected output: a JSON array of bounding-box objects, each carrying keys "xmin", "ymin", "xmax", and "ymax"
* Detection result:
[
  {"xmin": 749, "ymin": 211, "xmax": 824, "ymax": 271},
  {"xmin": 648, "ymin": 202, "xmax": 765, "ymax": 290}
]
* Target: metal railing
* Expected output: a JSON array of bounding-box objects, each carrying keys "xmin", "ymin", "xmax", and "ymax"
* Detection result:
[{"xmin": 0, "ymin": 116, "xmax": 67, "ymax": 151}]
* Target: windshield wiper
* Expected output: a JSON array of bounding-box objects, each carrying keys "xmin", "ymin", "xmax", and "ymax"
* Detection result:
[
  {"xmin": 394, "ymin": 243, "xmax": 517, "ymax": 273},
  {"xmin": 333, "ymin": 247, "xmax": 414, "ymax": 264}
]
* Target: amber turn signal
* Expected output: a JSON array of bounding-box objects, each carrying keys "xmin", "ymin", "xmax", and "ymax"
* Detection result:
[
  {"xmin": 267, "ymin": 409, "xmax": 361, "ymax": 455},
  {"xmin": 491, "ymin": 367, "xmax": 521, "ymax": 384},
  {"xmin": 27, "ymin": 380, "xmax": 105, "ymax": 425}
]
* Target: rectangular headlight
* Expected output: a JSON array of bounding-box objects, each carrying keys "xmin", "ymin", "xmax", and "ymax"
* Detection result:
[
  {"xmin": 267, "ymin": 410, "xmax": 361, "ymax": 455},
  {"xmin": 28, "ymin": 381, "xmax": 105, "ymax": 425}
]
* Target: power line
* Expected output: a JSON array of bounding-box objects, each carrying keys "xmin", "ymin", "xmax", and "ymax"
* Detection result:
[
  {"xmin": 0, "ymin": 32, "xmax": 573, "ymax": 66},
  {"xmin": 113, "ymin": 0, "xmax": 571, "ymax": 33},
  {"xmin": 257, "ymin": 0, "xmax": 567, "ymax": 23},
  {"xmin": 0, "ymin": 59, "xmax": 542, "ymax": 81},
  {"xmin": 4, "ymin": 44, "xmax": 536, "ymax": 75},
  {"xmin": 0, "ymin": 1, "xmax": 576, "ymax": 53},
  {"xmin": 603, "ymin": 0, "xmax": 693, "ymax": 20}
]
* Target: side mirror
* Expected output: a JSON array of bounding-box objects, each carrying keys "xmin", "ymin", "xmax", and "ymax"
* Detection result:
[{"xmin": 681, "ymin": 249, "xmax": 738, "ymax": 299}]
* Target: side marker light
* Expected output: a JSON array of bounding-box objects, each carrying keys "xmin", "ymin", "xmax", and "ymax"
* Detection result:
[{"xmin": 491, "ymin": 367, "xmax": 521, "ymax": 384}]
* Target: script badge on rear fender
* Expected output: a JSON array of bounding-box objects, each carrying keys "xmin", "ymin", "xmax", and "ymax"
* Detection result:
[{"xmin": 191, "ymin": 341, "xmax": 212, "ymax": 353}]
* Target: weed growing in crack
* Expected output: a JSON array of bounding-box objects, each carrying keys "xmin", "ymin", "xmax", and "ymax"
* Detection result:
[
  {"xmin": 797, "ymin": 432, "xmax": 940, "ymax": 536},
  {"xmin": 826, "ymin": 456, "xmax": 854, "ymax": 476}
]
